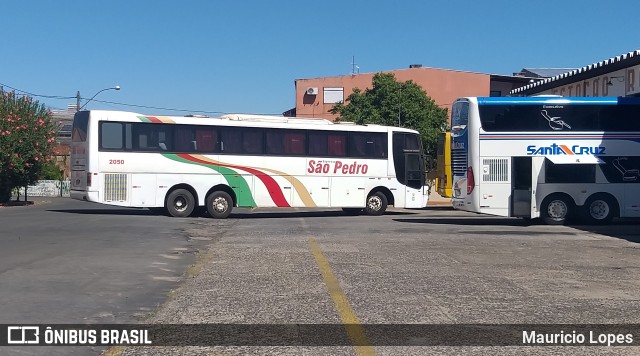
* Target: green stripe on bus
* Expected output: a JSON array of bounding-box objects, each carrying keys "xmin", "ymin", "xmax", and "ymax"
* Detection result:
[
  {"xmin": 162, "ymin": 154, "xmax": 257, "ymax": 208},
  {"xmin": 137, "ymin": 116, "xmax": 152, "ymax": 123}
]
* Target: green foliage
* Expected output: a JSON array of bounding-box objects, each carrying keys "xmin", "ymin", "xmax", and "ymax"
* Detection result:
[
  {"xmin": 39, "ymin": 160, "xmax": 64, "ymax": 181},
  {"xmin": 329, "ymin": 73, "xmax": 449, "ymax": 159},
  {"xmin": 0, "ymin": 91, "xmax": 58, "ymax": 202}
]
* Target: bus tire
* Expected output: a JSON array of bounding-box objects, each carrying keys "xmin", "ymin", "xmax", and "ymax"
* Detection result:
[
  {"xmin": 206, "ymin": 191, "xmax": 233, "ymax": 219},
  {"xmin": 166, "ymin": 189, "xmax": 195, "ymax": 218},
  {"xmin": 583, "ymin": 194, "xmax": 616, "ymax": 225},
  {"xmin": 541, "ymin": 194, "xmax": 572, "ymax": 225},
  {"xmin": 364, "ymin": 191, "xmax": 388, "ymax": 216}
]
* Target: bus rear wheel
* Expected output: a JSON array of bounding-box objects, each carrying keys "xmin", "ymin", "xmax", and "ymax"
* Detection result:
[
  {"xmin": 541, "ymin": 194, "xmax": 572, "ymax": 225},
  {"xmin": 364, "ymin": 191, "xmax": 388, "ymax": 216},
  {"xmin": 166, "ymin": 189, "xmax": 195, "ymax": 218},
  {"xmin": 583, "ymin": 194, "xmax": 616, "ymax": 225},
  {"xmin": 206, "ymin": 191, "xmax": 233, "ymax": 219}
]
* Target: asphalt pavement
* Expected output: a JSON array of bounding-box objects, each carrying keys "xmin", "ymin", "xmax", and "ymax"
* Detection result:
[
  {"xmin": 3, "ymin": 196, "xmax": 640, "ymax": 356},
  {"xmin": 113, "ymin": 204, "xmax": 640, "ymax": 356},
  {"xmin": 0, "ymin": 197, "xmax": 211, "ymax": 355}
]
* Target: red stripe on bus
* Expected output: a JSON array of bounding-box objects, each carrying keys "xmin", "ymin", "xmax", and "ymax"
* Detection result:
[
  {"xmin": 176, "ymin": 154, "xmax": 291, "ymax": 207},
  {"xmin": 559, "ymin": 145, "xmax": 574, "ymax": 155}
]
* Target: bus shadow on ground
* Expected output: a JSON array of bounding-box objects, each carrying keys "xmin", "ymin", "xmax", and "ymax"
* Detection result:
[
  {"xmin": 47, "ymin": 208, "xmax": 417, "ymax": 219},
  {"xmin": 571, "ymin": 220, "xmax": 640, "ymax": 244},
  {"xmin": 228, "ymin": 210, "xmax": 416, "ymax": 219},
  {"xmin": 48, "ymin": 208, "xmax": 159, "ymax": 216},
  {"xmin": 394, "ymin": 217, "xmax": 640, "ymax": 244},
  {"xmin": 394, "ymin": 217, "xmax": 532, "ymax": 226}
]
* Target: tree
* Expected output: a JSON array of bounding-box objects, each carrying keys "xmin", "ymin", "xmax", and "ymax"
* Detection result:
[
  {"xmin": 329, "ymin": 73, "xmax": 449, "ymax": 160},
  {"xmin": 0, "ymin": 90, "xmax": 58, "ymax": 203}
]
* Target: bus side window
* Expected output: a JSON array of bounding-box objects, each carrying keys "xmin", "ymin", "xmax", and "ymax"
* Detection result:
[
  {"xmin": 349, "ymin": 133, "xmax": 367, "ymax": 157},
  {"xmin": 266, "ymin": 129, "xmax": 306, "ymax": 156},
  {"xmin": 308, "ymin": 131, "xmax": 329, "ymax": 156},
  {"xmin": 195, "ymin": 128, "xmax": 217, "ymax": 153},
  {"xmin": 266, "ymin": 130, "xmax": 284, "ymax": 155},
  {"xmin": 100, "ymin": 122, "xmax": 123, "ymax": 150},
  {"xmin": 219, "ymin": 127, "xmax": 242, "ymax": 154},
  {"xmin": 242, "ymin": 128, "xmax": 264, "ymax": 155},
  {"xmin": 284, "ymin": 132, "xmax": 305, "ymax": 155},
  {"xmin": 174, "ymin": 126, "xmax": 195, "ymax": 152},
  {"xmin": 138, "ymin": 134, "xmax": 148, "ymax": 149},
  {"xmin": 328, "ymin": 133, "xmax": 346, "ymax": 156}
]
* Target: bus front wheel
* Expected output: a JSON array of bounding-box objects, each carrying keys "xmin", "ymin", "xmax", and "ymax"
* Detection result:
[
  {"xmin": 206, "ymin": 191, "xmax": 233, "ymax": 219},
  {"xmin": 541, "ymin": 194, "xmax": 572, "ymax": 225},
  {"xmin": 166, "ymin": 189, "xmax": 195, "ymax": 218},
  {"xmin": 364, "ymin": 191, "xmax": 388, "ymax": 216}
]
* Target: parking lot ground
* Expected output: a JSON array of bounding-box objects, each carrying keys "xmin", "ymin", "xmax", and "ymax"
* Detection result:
[
  {"xmin": 0, "ymin": 197, "xmax": 210, "ymax": 356},
  {"xmin": 115, "ymin": 206, "xmax": 640, "ymax": 356}
]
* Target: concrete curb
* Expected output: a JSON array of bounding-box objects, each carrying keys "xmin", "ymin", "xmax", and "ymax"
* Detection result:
[{"xmin": 428, "ymin": 201, "xmax": 452, "ymax": 207}]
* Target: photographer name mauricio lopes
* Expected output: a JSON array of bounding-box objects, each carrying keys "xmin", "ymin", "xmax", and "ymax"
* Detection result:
[{"xmin": 523, "ymin": 330, "xmax": 633, "ymax": 346}]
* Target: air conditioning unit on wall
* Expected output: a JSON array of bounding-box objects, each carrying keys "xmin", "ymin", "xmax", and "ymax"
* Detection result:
[{"xmin": 306, "ymin": 87, "xmax": 318, "ymax": 95}]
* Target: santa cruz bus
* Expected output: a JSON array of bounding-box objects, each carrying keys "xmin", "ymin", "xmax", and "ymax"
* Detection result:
[
  {"xmin": 70, "ymin": 110, "xmax": 429, "ymax": 218},
  {"xmin": 451, "ymin": 96, "xmax": 640, "ymax": 225}
]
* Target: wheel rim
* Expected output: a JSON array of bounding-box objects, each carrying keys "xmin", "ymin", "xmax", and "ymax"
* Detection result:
[
  {"xmin": 547, "ymin": 199, "xmax": 568, "ymax": 220},
  {"xmin": 367, "ymin": 196, "xmax": 382, "ymax": 211},
  {"xmin": 173, "ymin": 196, "xmax": 188, "ymax": 212},
  {"xmin": 589, "ymin": 200, "xmax": 610, "ymax": 220},
  {"xmin": 212, "ymin": 196, "xmax": 228, "ymax": 213}
]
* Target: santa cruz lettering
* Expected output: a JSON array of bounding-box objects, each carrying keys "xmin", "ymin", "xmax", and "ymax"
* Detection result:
[
  {"xmin": 307, "ymin": 159, "xmax": 369, "ymax": 175},
  {"xmin": 526, "ymin": 144, "xmax": 606, "ymax": 155}
]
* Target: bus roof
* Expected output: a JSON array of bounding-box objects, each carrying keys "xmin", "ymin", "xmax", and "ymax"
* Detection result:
[
  {"xmin": 218, "ymin": 113, "xmax": 334, "ymax": 125},
  {"xmin": 470, "ymin": 96, "xmax": 640, "ymax": 106},
  {"xmin": 83, "ymin": 110, "xmax": 420, "ymax": 133}
]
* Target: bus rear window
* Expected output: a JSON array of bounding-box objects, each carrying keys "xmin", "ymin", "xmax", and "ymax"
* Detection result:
[{"xmin": 72, "ymin": 111, "xmax": 89, "ymax": 142}]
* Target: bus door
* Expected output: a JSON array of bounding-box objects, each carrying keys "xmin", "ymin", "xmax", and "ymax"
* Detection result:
[
  {"xmin": 511, "ymin": 156, "xmax": 533, "ymax": 217},
  {"xmin": 404, "ymin": 151, "xmax": 426, "ymax": 207}
]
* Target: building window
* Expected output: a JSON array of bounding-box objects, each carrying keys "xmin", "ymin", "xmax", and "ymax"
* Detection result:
[{"xmin": 323, "ymin": 87, "xmax": 344, "ymax": 104}]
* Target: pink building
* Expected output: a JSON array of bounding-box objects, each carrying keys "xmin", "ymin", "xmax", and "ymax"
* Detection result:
[{"xmin": 292, "ymin": 65, "xmax": 530, "ymax": 122}]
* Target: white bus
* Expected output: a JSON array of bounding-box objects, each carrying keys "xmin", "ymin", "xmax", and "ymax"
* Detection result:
[
  {"xmin": 70, "ymin": 110, "xmax": 429, "ymax": 218},
  {"xmin": 451, "ymin": 96, "xmax": 640, "ymax": 225}
]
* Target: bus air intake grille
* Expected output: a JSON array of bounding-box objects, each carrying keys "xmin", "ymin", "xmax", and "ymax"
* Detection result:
[
  {"xmin": 104, "ymin": 173, "xmax": 128, "ymax": 201},
  {"xmin": 482, "ymin": 158, "xmax": 509, "ymax": 182},
  {"xmin": 451, "ymin": 149, "xmax": 467, "ymax": 176}
]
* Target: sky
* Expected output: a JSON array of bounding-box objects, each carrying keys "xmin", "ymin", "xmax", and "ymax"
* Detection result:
[{"xmin": 1, "ymin": 0, "xmax": 638, "ymax": 116}]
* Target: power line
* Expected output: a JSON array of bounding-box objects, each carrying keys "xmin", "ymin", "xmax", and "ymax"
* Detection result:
[
  {"xmin": 88, "ymin": 98, "xmax": 227, "ymax": 115},
  {"xmin": 0, "ymin": 81, "xmax": 284, "ymax": 116},
  {"xmin": 0, "ymin": 81, "xmax": 75, "ymax": 100}
]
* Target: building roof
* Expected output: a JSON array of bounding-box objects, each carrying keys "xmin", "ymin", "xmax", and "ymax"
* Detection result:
[
  {"xmin": 515, "ymin": 68, "xmax": 576, "ymax": 78},
  {"xmin": 51, "ymin": 108, "xmax": 75, "ymax": 144},
  {"xmin": 511, "ymin": 50, "xmax": 640, "ymax": 95}
]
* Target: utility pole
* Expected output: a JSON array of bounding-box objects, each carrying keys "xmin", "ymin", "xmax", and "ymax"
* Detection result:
[{"xmin": 76, "ymin": 91, "xmax": 81, "ymax": 112}]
